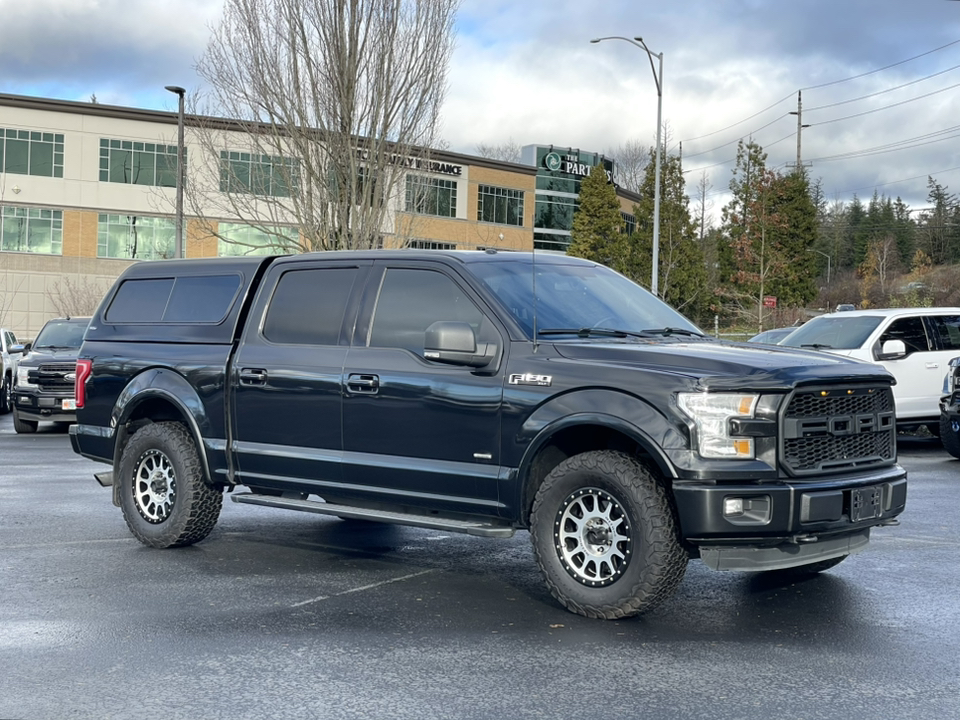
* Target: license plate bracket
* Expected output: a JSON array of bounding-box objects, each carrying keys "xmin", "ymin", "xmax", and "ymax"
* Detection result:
[{"xmin": 850, "ymin": 485, "xmax": 883, "ymax": 522}]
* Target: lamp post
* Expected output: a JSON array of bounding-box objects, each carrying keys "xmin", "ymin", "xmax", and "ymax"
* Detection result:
[
  {"xmin": 591, "ymin": 35, "xmax": 663, "ymax": 296},
  {"xmin": 164, "ymin": 85, "xmax": 186, "ymax": 259},
  {"xmin": 807, "ymin": 248, "xmax": 831, "ymax": 285}
]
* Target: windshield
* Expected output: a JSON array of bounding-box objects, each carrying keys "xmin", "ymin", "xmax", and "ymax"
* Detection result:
[
  {"xmin": 33, "ymin": 320, "xmax": 88, "ymax": 349},
  {"xmin": 470, "ymin": 259, "xmax": 701, "ymax": 339},
  {"xmin": 780, "ymin": 314, "xmax": 883, "ymax": 350}
]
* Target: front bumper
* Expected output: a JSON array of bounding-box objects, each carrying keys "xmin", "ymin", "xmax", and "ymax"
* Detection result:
[
  {"xmin": 674, "ymin": 463, "xmax": 907, "ymax": 569},
  {"xmin": 13, "ymin": 389, "xmax": 77, "ymax": 423}
]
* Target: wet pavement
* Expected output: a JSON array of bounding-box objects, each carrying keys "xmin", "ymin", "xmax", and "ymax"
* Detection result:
[{"xmin": 1, "ymin": 415, "xmax": 958, "ymax": 720}]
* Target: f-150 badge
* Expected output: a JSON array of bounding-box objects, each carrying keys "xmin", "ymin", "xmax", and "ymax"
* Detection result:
[{"xmin": 509, "ymin": 373, "xmax": 552, "ymax": 386}]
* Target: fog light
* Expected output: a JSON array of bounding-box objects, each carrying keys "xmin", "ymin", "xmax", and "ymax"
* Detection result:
[{"xmin": 724, "ymin": 498, "xmax": 744, "ymax": 517}]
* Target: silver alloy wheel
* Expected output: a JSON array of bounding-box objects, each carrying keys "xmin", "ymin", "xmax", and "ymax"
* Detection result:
[
  {"xmin": 555, "ymin": 487, "xmax": 632, "ymax": 587},
  {"xmin": 133, "ymin": 449, "xmax": 177, "ymax": 523}
]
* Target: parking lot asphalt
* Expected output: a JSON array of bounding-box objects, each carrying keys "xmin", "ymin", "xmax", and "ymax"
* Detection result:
[{"xmin": 1, "ymin": 414, "xmax": 959, "ymax": 720}]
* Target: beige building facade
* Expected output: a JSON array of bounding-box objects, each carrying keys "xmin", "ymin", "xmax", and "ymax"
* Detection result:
[{"xmin": 0, "ymin": 94, "xmax": 638, "ymax": 339}]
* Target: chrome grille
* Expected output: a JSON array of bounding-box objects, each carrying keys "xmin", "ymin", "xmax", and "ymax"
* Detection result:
[
  {"xmin": 34, "ymin": 363, "xmax": 76, "ymax": 392},
  {"xmin": 781, "ymin": 385, "xmax": 896, "ymax": 475}
]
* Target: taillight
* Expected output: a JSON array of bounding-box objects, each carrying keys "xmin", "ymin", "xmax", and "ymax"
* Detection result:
[{"xmin": 75, "ymin": 359, "xmax": 93, "ymax": 408}]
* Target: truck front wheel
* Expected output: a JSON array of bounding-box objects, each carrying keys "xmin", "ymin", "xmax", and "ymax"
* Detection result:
[
  {"xmin": 530, "ymin": 450, "xmax": 688, "ymax": 619},
  {"xmin": 118, "ymin": 422, "xmax": 222, "ymax": 548}
]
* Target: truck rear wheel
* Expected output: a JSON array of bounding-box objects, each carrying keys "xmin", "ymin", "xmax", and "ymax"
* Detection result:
[
  {"xmin": 118, "ymin": 422, "xmax": 222, "ymax": 548},
  {"xmin": 530, "ymin": 450, "xmax": 687, "ymax": 619}
]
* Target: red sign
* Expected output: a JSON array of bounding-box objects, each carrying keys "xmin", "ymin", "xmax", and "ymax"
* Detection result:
[{"xmin": 763, "ymin": 296, "xmax": 777, "ymax": 308}]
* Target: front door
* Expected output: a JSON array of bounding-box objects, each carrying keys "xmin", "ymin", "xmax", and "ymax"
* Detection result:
[{"xmin": 341, "ymin": 262, "xmax": 505, "ymax": 515}]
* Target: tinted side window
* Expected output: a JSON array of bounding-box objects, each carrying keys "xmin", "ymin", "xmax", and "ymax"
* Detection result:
[
  {"xmin": 105, "ymin": 275, "xmax": 241, "ymax": 323},
  {"xmin": 165, "ymin": 276, "xmax": 241, "ymax": 323},
  {"xmin": 262, "ymin": 267, "xmax": 358, "ymax": 345},
  {"xmin": 931, "ymin": 315, "xmax": 960, "ymax": 351},
  {"xmin": 369, "ymin": 268, "xmax": 483, "ymax": 353},
  {"xmin": 106, "ymin": 278, "xmax": 174, "ymax": 322},
  {"xmin": 879, "ymin": 317, "xmax": 930, "ymax": 354}
]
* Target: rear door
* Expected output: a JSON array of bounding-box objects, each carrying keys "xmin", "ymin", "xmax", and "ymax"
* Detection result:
[
  {"xmin": 341, "ymin": 260, "xmax": 506, "ymax": 515},
  {"xmin": 231, "ymin": 258, "xmax": 370, "ymax": 493}
]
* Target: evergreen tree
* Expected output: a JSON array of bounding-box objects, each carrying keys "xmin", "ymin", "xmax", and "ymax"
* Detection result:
[
  {"xmin": 892, "ymin": 197, "xmax": 915, "ymax": 267},
  {"xmin": 628, "ymin": 150, "xmax": 707, "ymax": 319},
  {"xmin": 567, "ymin": 163, "xmax": 626, "ymax": 270},
  {"xmin": 767, "ymin": 171, "xmax": 818, "ymax": 307}
]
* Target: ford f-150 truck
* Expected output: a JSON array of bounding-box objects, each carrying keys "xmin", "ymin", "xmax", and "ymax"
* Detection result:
[{"xmin": 70, "ymin": 250, "xmax": 907, "ymax": 619}]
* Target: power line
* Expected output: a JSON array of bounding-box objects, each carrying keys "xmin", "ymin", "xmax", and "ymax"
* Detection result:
[
  {"xmin": 801, "ymin": 38, "xmax": 960, "ymax": 90},
  {"xmin": 809, "ymin": 80, "xmax": 960, "ymax": 127},
  {"xmin": 680, "ymin": 40, "xmax": 960, "ymax": 160},
  {"xmin": 805, "ymin": 62, "xmax": 960, "ymax": 112}
]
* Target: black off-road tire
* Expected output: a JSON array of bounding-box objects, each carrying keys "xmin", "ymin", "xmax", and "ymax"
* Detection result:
[
  {"xmin": 764, "ymin": 554, "xmax": 848, "ymax": 577},
  {"xmin": 530, "ymin": 450, "xmax": 688, "ymax": 619},
  {"xmin": 117, "ymin": 422, "xmax": 222, "ymax": 548},
  {"xmin": 940, "ymin": 414, "xmax": 960, "ymax": 460},
  {"xmin": 13, "ymin": 409, "xmax": 37, "ymax": 434},
  {"xmin": 0, "ymin": 376, "xmax": 11, "ymax": 414}
]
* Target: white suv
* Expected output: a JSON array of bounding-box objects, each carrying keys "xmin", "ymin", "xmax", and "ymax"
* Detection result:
[{"xmin": 780, "ymin": 307, "xmax": 960, "ymax": 433}]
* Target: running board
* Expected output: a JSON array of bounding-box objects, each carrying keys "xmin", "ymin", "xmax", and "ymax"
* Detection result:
[{"xmin": 231, "ymin": 493, "xmax": 516, "ymax": 538}]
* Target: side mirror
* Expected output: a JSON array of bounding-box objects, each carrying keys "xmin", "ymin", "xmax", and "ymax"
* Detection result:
[
  {"xmin": 22, "ymin": 342, "xmax": 32, "ymax": 353},
  {"xmin": 9, "ymin": 344, "xmax": 24, "ymax": 355},
  {"xmin": 876, "ymin": 339, "xmax": 907, "ymax": 361},
  {"xmin": 424, "ymin": 321, "xmax": 497, "ymax": 368}
]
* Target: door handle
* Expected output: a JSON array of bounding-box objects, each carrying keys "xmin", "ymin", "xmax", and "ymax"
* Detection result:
[
  {"xmin": 926, "ymin": 362, "xmax": 940, "ymax": 370},
  {"xmin": 347, "ymin": 373, "xmax": 380, "ymax": 394},
  {"xmin": 239, "ymin": 368, "xmax": 268, "ymax": 386}
]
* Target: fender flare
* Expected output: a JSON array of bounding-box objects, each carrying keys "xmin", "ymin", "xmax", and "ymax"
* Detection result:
[
  {"xmin": 109, "ymin": 368, "xmax": 215, "ymax": 492},
  {"xmin": 513, "ymin": 389, "xmax": 685, "ymax": 517}
]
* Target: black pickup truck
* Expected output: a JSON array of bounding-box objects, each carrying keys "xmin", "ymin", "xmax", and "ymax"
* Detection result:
[{"xmin": 70, "ymin": 250, "xmax": 906, "ymax": 619}]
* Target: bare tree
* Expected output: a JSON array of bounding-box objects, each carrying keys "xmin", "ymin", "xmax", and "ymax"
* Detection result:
[
  {"xmin": 607, "ymin": 139, "xmax": 648, "ymax": 193},
  {"xmin": 475, "ymin": 139, "xmax": 523, "ymax": 164},
  {"xmin": 190, "ymin": 0, "xmax": 462, "ymax": 252},
  {"xmin": 47, "ymin": 276, "xmax": 113, "ymax": 318}
]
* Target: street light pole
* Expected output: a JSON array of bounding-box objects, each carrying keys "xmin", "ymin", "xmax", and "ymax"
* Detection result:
[
  {"xmin": 591, "ymin": 35, "xmax": 663, "ymax": 296},
  {"xmin": 164, "ymin": 85, "xmax": 186, "ymax": 259}
]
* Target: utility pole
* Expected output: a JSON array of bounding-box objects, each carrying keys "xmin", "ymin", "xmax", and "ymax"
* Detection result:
[{"xmin": 788, "ymin": 91, "xmax": 810, "ymax": 173}]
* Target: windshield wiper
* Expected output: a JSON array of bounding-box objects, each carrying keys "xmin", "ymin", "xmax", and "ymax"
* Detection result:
[
  {"xmin": 801, "ymin": 343, "xmax": 834, "ymax": 350},
  {"xmin": 538, "ymin": 327, "xmax": 647, "ymax": 339},
  {"xmin": 35, "ymin": 344, "xmax": 78, "ymax": 350},
  {"xmin": 640, "ymin": 327, "xmax": 706, "ymax": 338}
]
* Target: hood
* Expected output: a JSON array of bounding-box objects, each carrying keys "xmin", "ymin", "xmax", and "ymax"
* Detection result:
[
  {"xmin": 20, "ymin": 347, "xmax": 82, "ymax": 366},
  {"xmin": 552, "ymin": 339, "xmax": 893, "ymax": 392}
]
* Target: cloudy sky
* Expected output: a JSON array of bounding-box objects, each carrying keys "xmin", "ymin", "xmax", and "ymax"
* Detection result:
[{"xmin": 2, "ymin": 0, "xmax": 960, "ymax": 216}]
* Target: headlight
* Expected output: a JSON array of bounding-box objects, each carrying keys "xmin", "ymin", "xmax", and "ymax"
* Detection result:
[
  {"xmin": 16, "ymin": 366, "xmax": 35, "ymax": 388},
  {"xmin": 677, "ymin": 392, "xmax": 759, "ymax": 459}
]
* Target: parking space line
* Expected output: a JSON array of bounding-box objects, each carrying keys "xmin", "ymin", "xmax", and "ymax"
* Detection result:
[
  {"xmin": 4, "ymin": 538, "xmax": 132, "ymax": 550},
  {"xmin": 290, "ymin": 569, "xmax": 436, "ymax": 608}
]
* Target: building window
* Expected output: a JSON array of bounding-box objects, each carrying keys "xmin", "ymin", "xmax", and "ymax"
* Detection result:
[
  {"xmin": 406, "ymin": 239, "xmax": 457, "ymax": 250},
  {"xmin": 220, "ymin": 151, "xmax": 298, "ymax": 197},
  {"xmin": 621, "ymin": 212, "xmax": 636, "ymax": 235},
  {"xmin": 1, "ymin": 129, "xmax": 64, "ymax": 178},
  {"xmin": 477, "ymin": 185, "xmax": 524, "ymax": 227},
  {"xmin": 99, "ymin": 139, "xmax": 179, "ymax": 187},
  {"xmin": 405, "ymin": 175, "xmax": 457, "ymax": 218},
  {"xmin": 98, "ymin": 214, "xmax": 175, "ymax": 260},
  {"xmin": 217, "ymin": 222, "xmax": 299, "ymax": 256},
  {"xmin": 1, "ymin": 206, "xmax": 63, "ymax": 254}
]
